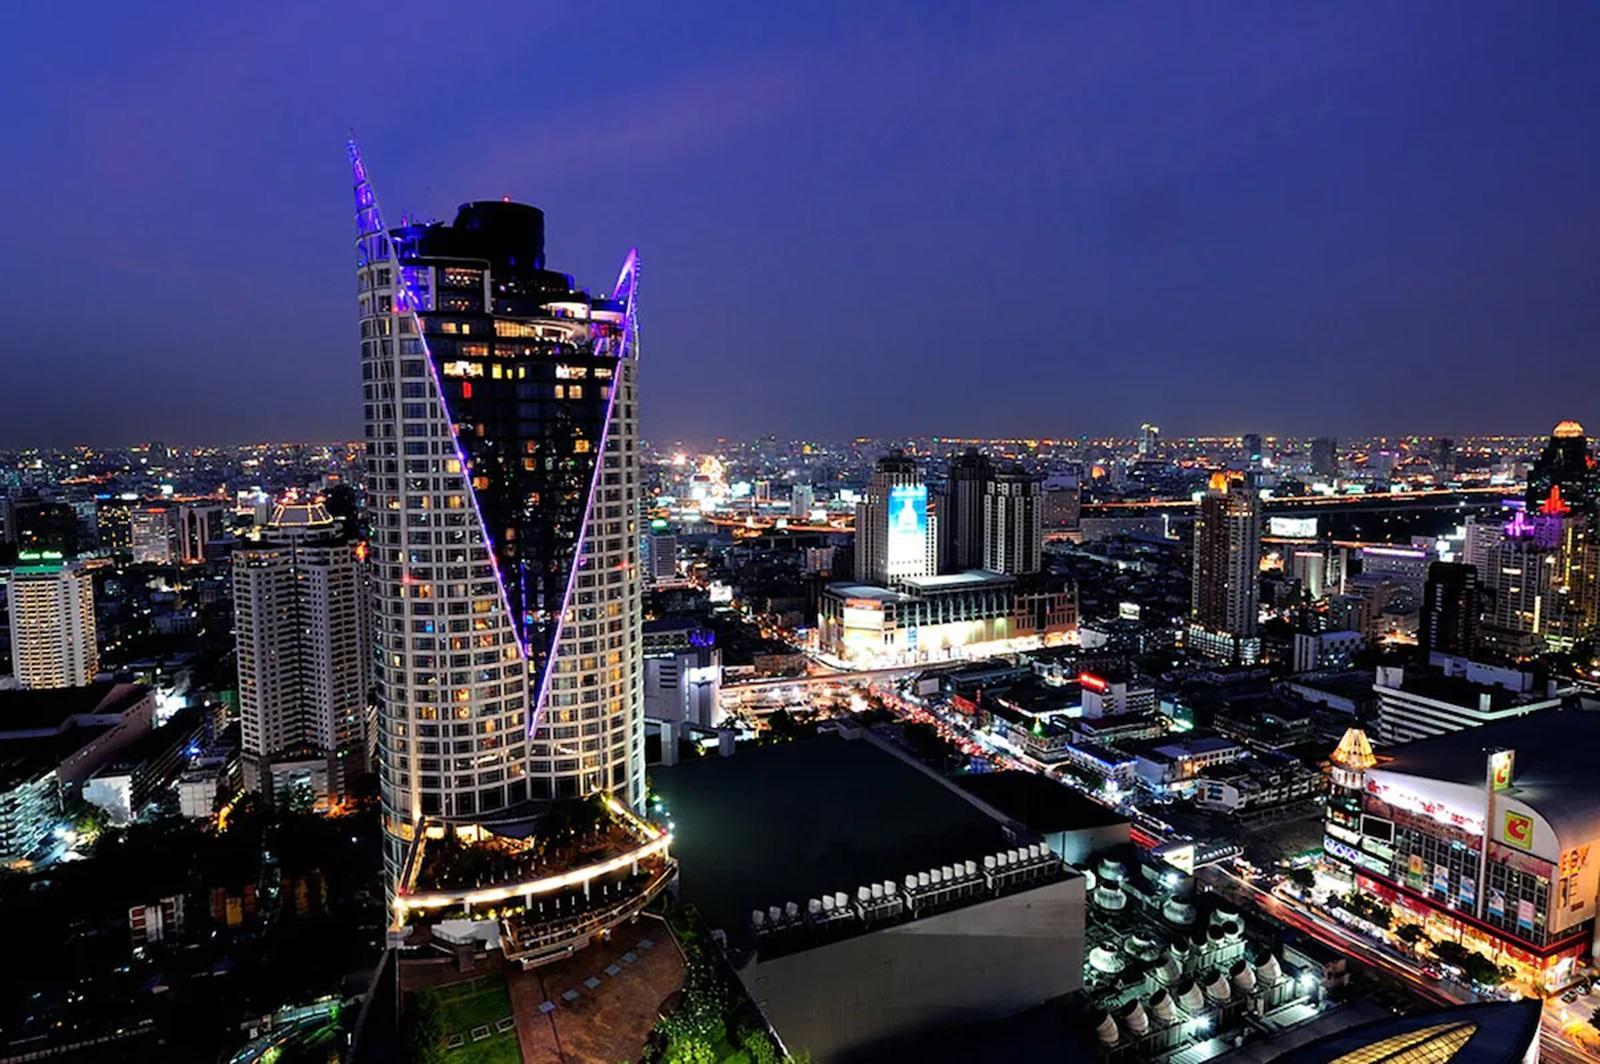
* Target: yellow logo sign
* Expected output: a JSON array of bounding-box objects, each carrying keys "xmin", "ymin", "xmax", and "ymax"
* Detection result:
[
  {"xmin": 1490, "ymin": 750, "xmax": 1515, "ymax": 791},
  {"xmin": 1502, "ymin": 810, "xmax": 1534, "ymax": 850}
]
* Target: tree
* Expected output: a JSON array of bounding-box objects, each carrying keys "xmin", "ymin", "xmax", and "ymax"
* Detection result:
[
  {"xmin": 1395, "ymin": 923, "xmax": 1425, "ymax": 953},
  {"xmin": 1288, "ymin": 867, "xmax": 1316, "ymax": 892},
  {"xmin": 1587, "ymin": 1005, "xmax": 1600, "ymax": 1035},
  {"xmin": 400, "ymin": 993, "xmax": 444, "ymax": 1064}
]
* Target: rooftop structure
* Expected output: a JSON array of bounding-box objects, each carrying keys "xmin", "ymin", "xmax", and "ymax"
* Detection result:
[{"xmin": 652, "ymin": 732, "xmax": 1085, "ymax": 1060}]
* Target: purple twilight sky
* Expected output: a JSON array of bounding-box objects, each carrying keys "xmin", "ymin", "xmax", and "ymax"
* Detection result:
[{"xmin": 3, "ymin": 1, "xmax": 1598, "ymax": 447}]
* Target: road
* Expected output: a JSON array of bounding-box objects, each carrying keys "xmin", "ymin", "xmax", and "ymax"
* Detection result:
[
  {"xmin": 804, "ymin": 667, "xmax": 1600, "ymax": 1060},
  {"xmin": 1205, "ymin": 865, "xmax": 1600, "ymax": 1063}
]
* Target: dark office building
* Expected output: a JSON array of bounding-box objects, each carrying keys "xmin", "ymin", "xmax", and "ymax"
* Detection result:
[
  {"xmin": 1419, "ymin": 561, "xmax": 1478, "ymax": 660},
  {"xmin": 1242, "ymin": 433, "xmax": 1263, "ymax": 464},
  {"xmin": 13, "ymin": 501, "xmax": 79, "ymax": 557},
  {"xmin": 945, "ymin": 448, "xmax": 992, "ymax": 572},
  {"xmin": 1310, "ymin": 437, "xmax": 1337, "ymax": 478},
  {"xmin": 1434, "ymin": 436, "xmax": 1455, "ymax": 477},
  {"xmin": 1526, "ymin": 420, "xmax": 1598, "ymax": 514}
]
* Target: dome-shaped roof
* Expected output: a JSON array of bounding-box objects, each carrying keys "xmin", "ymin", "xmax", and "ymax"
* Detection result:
[{"xmin": 1554, "ymin": 419, "xmax": 1586, "ymax": 439}]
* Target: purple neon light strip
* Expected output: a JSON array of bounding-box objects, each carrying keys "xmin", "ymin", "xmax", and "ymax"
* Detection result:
[
  {"xmin": 347, "ymin": 139, "xmax": 530, "ymax": 665},
  {"xmin": 528, "ymin": 249, "xmax": 640, "ymax": 735}
]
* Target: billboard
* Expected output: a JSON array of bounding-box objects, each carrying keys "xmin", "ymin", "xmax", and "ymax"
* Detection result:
[
  {"xmin": 1269, "ymin": 516, "xmax": 1318, "ymax": 539},
  {"xmin": 1501, "ymin": 809, "xmax": 1534, "ymax": 850},
  {"xmin": 1555, "ymin": 844, "xmax": 1598, "ymax": 932},
  {"xmin": 887, "ymin": 484, "xmax": 928, "ymax": 568},
  {"xmin": 1489, "ymin": 749, "xmax": 1515, "ymax": 791}
]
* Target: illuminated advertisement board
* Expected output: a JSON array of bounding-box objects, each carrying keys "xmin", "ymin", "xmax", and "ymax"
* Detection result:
[
  {"xmin": 1268, "ymin": 516, "xmax": 1318, "ymax": 539},
  {"xmin": 1502, "ymin": 810, "xmax": 1534, "ymax": 851},
  {"xmin": 1489, "ymin": 749, "xmax": 1514, "ymax": 791},
  {"xmin": 887, "ymin": 485, "xmax": 928, "ymax": 568}
]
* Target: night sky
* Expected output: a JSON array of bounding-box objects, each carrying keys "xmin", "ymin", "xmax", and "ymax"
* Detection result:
[{"xmin": 4, "ymin": 1, "xmax": 1599, "ymax": 447}]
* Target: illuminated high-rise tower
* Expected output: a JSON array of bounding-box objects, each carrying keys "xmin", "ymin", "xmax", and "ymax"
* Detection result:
[
  {"xmin": 8, "ymin": 555, "xmax": 97, "ymax": 689},
  {"xmin": 1187, "ymin": 471, "xmax": 1262, "ymax": 664},
  {"xmin": 350, "ymin": 144, "xmax": 643, "ymax": 885}
]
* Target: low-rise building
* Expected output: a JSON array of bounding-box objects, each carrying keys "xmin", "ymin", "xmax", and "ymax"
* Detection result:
[
  {"xmin": 1134, "ymin": 734, "xmax": 1245, "ymax": 797},
  {"xmin": 1193, "ymin": 753, "xmax": 1323, "ymax": 819},
  {"xmin": 1373, "ymin": 658, "xmax": 1564, "ymax": 745},
  {"xmin": 1292, "ymin": 630, "xmax": 1366, "ymax": 674},
  {"xmin": 0, "ymin": 682, "xmax": 155, "ymax": 860}
]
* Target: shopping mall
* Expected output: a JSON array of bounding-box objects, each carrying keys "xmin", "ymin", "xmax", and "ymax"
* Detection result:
[
  {"xmin": 1324, "ymin": 712, "xmax": 1600, "ymax": 992},
  {"xmin": 816, "ymin": 571, "xmax": 1076, "ymax": 668}
]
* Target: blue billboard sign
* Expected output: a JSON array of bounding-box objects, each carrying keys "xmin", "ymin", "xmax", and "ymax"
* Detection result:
[{"xmin": 887, "ymin": 484, "xmax": 928, "ymax": 568}]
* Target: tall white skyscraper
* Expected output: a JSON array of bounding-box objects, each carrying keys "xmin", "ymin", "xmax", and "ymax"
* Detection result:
[
  {"xmin": 233, "ymin": 499, "xmax": 369, "ymax": 802},
  {"xmin": 351, "ymin": 144, "xmax": 643, "ymax": 885},
  {"xmin": 7, "ymin": 555, "xmax": 97, "ymax": 689}
]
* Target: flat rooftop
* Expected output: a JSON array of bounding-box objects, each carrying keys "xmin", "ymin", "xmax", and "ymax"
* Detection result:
[
  {"xmin": 956, "ymin": 771, "xmax": 1130, "ymax": 834},
  {"xmin": 824, "ymin": 583, "xmax": 913, "ymax": 604},
  {"xmin": 0, "ymin": 682, "xmax": 151, "ymax": 737},
  {"xmin": 900, "ymin": 569, "xmax": 1014, "ymax": 592},
  {"xmin": 1382, "ymin": 670, "xmax": 1558, "ymax": 710},
  {"xmin": 651, "ymin": 734, "xmax": 1012, "ymax": 946}
]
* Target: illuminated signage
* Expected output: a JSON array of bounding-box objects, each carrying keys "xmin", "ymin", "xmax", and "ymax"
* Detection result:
[
  {"xmin": 1489, "ymin": 749, "xmax": 1514, "ymax": 791},
  {"xmin": 842, "ymin": 607, "xmax": 886, "ymax": 631},
  {"xmin": 1159, "ymin": 842, "xmax": 1195, "ymax": 874},
  {"xmin": 1501, "ymin": 810, "xmax": 1534, "ymax": 851},
  {"xmin": 886, "ymin": 485, "xmax": 928, "ymax": 568},
  {"xmin": 1268, "ymin": 516, "xmax": 1318, "ymax": 539},
  {"xmin": 1364, "ymin": 777, "xmax": 1483, "ymax": 835},
  {"xmin": 1077, "ymin": 672, "xmax": 1108, "ymax": 692}
]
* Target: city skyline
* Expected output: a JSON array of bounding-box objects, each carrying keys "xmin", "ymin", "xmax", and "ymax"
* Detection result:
[{"xmin": 6, "ymin": 2, "xmax": 1600, "ymax": 447}]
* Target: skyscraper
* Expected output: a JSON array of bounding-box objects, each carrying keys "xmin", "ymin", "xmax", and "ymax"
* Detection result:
[
  {"xmin": 130, "ymin": 505, "xmax": 177, "ymax": 565},
  {"xmin": 233, "ymin": 499, "xmax": 369, "ymax": 803},
  {"xmin": 176, "ymin": 502, "xmax": 227, "ymax": 565},
  {"xmin": 945, "ymin": 448, "xmax": 992, "ymax": 571},
  {"xmin": 855, "ymin": 451, "xmax": 936, "ymax": 586},
  {"xmin": 352, "ymin": 144, "xmax": 643, "ymax": 884},
  {"xmin": 1527, "ymin": 420, "xmax": 1598, "ymax": 515},
  {"xmin": 1187, "ymin": 472, "xmax": 1262, "ymax": 664},
  {"xmin": 982, "ymin": 464, "xmax": 1042, "ymax": 575},
  {"xmin": 1138, "ymin": 422, "xmax": 1160, "ymax": 458},
  {"xmin": 7, "ymin": 554, "xmax": 97, "ymax": 689},
  {"xmin": 1419, "ymin": 561, "xmax": 1478, "ymax": 661}
]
